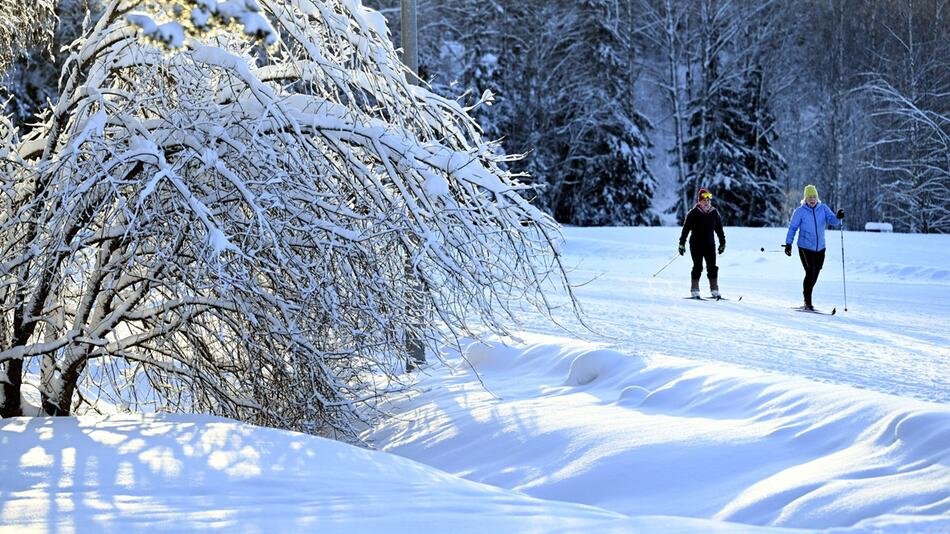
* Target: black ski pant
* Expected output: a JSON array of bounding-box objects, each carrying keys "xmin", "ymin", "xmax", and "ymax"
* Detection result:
[
  {"xmin": 798, "ymin": 247, "xmax": 826, "ymax": 306},
  {"xmin": 689, "ymin": 244, "xmax": 718, "ymax": 280}
]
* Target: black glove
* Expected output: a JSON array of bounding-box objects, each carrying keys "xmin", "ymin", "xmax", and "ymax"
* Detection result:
[
  {"xmin": 718, "ymin": 242, "xmax": 725, "ymax": 255},
  {"xmin": 836, "ymin": 208, "xmax": 845, "ymax": 220},
  {"xmin": 678, "ymin": 243, "xmax": 686, "ymax": 256},
  {"xmin": 784, "ymin": 243, "xmax": 792, "ymax": 256}
]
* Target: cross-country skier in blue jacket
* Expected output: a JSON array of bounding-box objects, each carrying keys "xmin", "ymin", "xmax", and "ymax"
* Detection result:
[{"xmin": 784, "ymin": 184, "xmax": 845, "ymax": 310}]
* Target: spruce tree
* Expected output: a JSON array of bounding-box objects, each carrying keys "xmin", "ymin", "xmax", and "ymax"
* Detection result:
[
  {"xmin": 738, "ymin": 68, "xmax": 786, "ymax": 226},
  {"xmin": 683, "ymin": 55, "xmax": 784, "ymax": 226},
  {"xmin": 551, "ymin": 0, "xmax": 658, "ymax": 226}
]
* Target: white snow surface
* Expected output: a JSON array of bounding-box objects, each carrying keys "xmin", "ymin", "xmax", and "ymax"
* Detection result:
[
  {"xmin": 0, "ymin": 414, "xmax": 801, "ymax": 533},
  {"xmin": 505, "ymin": 226, "xmax": 950, "ymax": 404},
  {"xmin": 365, "ymin": 226, "xmax": 950, "ymax": 532},
  {"xmin": 2, "ymin": 226, "xmax": 948, "ymax": 532}
]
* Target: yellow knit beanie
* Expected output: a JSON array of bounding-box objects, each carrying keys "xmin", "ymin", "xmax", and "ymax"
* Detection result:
[{"xmin": 803, "ymin": 184, "xmax": 819, "ymax": 200}]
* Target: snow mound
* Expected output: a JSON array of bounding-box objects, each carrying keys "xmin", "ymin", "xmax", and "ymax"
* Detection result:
[
  {"xmin": 564, "ymin": 348, "xmax": 643, "ymax": 386},
  {"xmin": 368, "ymin": 335, "xmax": 950, "ymax": 533},
  {"xmin": 1, "ymin": 414, "xmax": 815, "ymax": 533},
  {"xmin": 462, "ymin": 340, "xmax": 521, "ymax": 369}
]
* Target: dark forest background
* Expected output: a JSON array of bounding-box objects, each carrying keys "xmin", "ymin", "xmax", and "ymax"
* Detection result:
[{"xmin": 5, "ymin": 0, "xmax": 949, "ymax": 231}]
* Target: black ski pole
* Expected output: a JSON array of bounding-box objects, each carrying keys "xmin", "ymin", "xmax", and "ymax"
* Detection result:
[
  {"xmin": 760, "ymin": 246, "xmax": 785, "ymax": 253},
  {"xmin": 840, "ymin": 227, "xmax": 848, "ymax": 311},
  {"xmin": 652, "ymin": 253, "xmax": 680, "ymax": 277}
]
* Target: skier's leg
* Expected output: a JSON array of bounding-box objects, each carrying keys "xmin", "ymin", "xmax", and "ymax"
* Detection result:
[
  {"xmin": 689, "ymin": 245, "xmax": 703, "ymax": 297},
  {"xmin": 690, "ymin": 245, "xmax": 704, "ymax": 279},
  {"xmin": 811, "ymin": 249, "xmax": 827, "ymax": 304},
  {"xmin": 705, "ymin": 248, "xmax": 719, "ymax": 296},
  {"xmin": 814, "ymin": 249, "xmax": 827, "ymax": 273},
  {"xmin": 799, "ymin": 247, "xmax": 815, "ymax": 307}
]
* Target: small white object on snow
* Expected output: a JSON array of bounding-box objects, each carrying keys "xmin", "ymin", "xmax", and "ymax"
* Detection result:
[{"xmin": 864, "ymin": 222, "xmax": 893, "ymax": 232}]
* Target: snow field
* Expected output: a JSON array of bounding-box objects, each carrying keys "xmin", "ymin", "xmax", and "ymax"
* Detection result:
[
  {"xmin": 2, "ymin": 227, "xmax": 948, "ymax": 532},
  {"xmin": 1, "ymin": 414, "xmax": 806, "ymax": 533},
  {"xmin": 513, "ymin": 226, "xmax": 950, "ymax": 403},
  {"xmin": 0, "ymin": 415, "xmax": 623, "ymax": 532},
  {"xmin": 364, "ymin": 226, "xmax": 950, "ymax": 532}
]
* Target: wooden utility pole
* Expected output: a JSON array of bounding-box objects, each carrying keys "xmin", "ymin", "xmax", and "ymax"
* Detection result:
[
  {"xmin": 401, "ymin": 0, "xmax": 418, "ymax": 78},
  {"xmin": 400, "ymin": 0, "xmax": 425, "ymax": 371}
]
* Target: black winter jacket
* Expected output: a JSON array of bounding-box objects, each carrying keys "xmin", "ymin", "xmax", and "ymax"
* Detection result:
[{"xmin": 679, "ymin": 206, "xmax": 725, "ymax": 249}]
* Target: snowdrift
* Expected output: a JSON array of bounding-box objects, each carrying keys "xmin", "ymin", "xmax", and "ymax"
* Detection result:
[
  {"xmin": 367, "ymin": 335, "xmax": 950, "ymax": 532},
  {"xmin": 3, "ymin": 414, "xmax": 802, "ymax": 532}
]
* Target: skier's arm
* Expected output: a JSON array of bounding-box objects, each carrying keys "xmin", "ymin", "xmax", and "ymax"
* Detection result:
[
  {"xmin": 679, "ymin": 211, "xmax": 693, "ymax": 246},
  {"xmin": 785, "ymin": 209, "xmax": 801, "ymax": 245},
  {"xmin": 715, "ymin": 211, "xmax": 725, "ymax": 245}
]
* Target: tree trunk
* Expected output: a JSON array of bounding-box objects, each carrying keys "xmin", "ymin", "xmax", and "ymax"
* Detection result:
[
  {"xmin": 830, "ymin": 0, "xmax": 845, "ymax": 209},
  {"xmin": 664, "ymin": 0, "xmax": 689, "ymax": 222},
  {"xmin": 0, "ymin": 359, "xmax": 23, "ymax": 417}
]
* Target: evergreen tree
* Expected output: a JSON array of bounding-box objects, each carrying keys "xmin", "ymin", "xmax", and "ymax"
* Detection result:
[
  {"xmin": 680, "ymin": 0, "xmax": 785, "ymax": 226},
  {"xmin": 550, "ymin": 0, "xmax": 658, "ymax": 226},
  {"xmin": 683, "ymin": 68, "xmax": 785, "ymax": 226},
  {"xmin": 737, "ymin": 68, "xmax": 786, "ymax": 226}
]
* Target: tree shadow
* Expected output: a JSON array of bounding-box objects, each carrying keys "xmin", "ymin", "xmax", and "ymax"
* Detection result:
[{"xmin": 0, "ymin": 415, "xmax": 353, "ymax": 530}]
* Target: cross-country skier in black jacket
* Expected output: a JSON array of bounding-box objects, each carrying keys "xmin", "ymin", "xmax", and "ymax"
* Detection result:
[{"xmin": 678, "ymin": 188, "xmax": 726, "ymax": 298}]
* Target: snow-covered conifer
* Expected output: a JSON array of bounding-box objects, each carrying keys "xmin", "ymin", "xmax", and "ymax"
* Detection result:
[
  {"xmin": 540, "ymin": 0, "xmax": 658, "ymax": 226},
  {"xmin": 679, "ymin": 0, "xmax": 785, "ymax": 226}
]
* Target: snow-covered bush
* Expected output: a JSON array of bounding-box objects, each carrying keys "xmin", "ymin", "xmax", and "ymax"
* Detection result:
[{"xmin": 0, "ymin": 0, "xmax": 572, "ymax": 439}]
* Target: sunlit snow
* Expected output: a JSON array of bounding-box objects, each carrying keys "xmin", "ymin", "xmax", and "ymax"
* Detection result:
[{"xmin": 2, "ymin": 227, "xmax": 948, "ymax": 533}]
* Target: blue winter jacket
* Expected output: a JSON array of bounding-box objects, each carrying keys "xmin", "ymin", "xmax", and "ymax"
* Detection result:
[{"xmin": 785, "ymin": 201, "xmax": 841, "ymax": 252}]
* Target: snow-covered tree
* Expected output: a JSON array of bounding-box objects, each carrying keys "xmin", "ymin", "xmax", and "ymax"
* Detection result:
[
  {"xmin": 678, "ymin": 0, "xmax": 785, "ymax": 225},
  {"xmin": 638, "ymin": 0, "xmax": 691, "ymax": 217},
  {"xmin": 428, "ymin": 1, "xmax": 506, "ymax": 143},
  {"xmin": 683, "ymin": 71, "xmax": 752, "ymax": 221},
  {"xmin": 363, "ymin": 0, "xmax": 506, "ymax": 141},
  {"xmin": 1, "ymin": 0, "xmax": 104, "ymax": 128},
  {"xmin": 865, "ymin": 78, "xmax": 950, "ymax": 233},
  {"xmin": 686, "ymin": 69, "xmax": 786, "ymax": 227},
  {"xmin": 0, "ymin": 0, "xmax": 57, "ymax": 75},
  {"xmin": 368, "ymin": 0, "xmax": 659, "ymax": 225},
  {"xmin": 735, "ymin": 68, "xmax": 786, "ymax": 226},
  {"xmin": 294, "ymin": 1, "xmax": 947, "ymax": 232},
  {"xmin": 550, "ymin": 0, "xmax": 658, "ymax": 226},
  {"xmin": 0, "ymin": 0, "xmax": 574, "ymax": 438},
  {"xmin": 862, "ymin": 0, "xmax": 950, "ymax": 233}
]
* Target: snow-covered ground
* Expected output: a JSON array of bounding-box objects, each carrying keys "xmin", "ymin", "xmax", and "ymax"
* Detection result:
[
  {"xmin": 509, "ymin": 226, "xmax": 950, "ymax": 404},
  {"xmin": 2, "ymin": 227, "xmax": 948, "ymax": 532}
]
